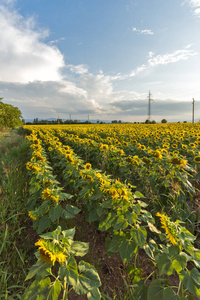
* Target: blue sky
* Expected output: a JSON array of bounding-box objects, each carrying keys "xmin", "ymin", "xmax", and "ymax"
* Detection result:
[{"xmin": 1, "ymin": 0, "xmax": 200, "ymax": 122}]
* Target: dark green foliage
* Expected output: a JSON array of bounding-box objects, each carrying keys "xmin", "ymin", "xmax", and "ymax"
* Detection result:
[{"xmin": 0, "ymin": 98, "xmax": 23, "ymax": 128}]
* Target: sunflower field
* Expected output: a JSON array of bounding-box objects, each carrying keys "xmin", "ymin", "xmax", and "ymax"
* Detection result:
[{"xmin": 20, "ymin": 123, "xmax": 200, "ymax": 299}]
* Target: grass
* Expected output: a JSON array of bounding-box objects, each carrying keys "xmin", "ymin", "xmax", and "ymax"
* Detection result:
[{"xmin": 0, "ymin": 128, "xmax": 35, "ymax": 299}]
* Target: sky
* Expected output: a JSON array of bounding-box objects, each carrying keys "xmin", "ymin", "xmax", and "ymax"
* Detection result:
[{"xmin": 1, "ymin": 0, "xmax": 200, "ymax": 122}]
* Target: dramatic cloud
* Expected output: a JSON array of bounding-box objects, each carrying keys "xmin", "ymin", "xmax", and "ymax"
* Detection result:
[
  {"xmin": 0, "ymin": 80, "xmax": 104, "ymax": 118},
  {"xmin": 0, "ymin": 5, "xmax": 65, "ymax": 83},
  {"xmin": 132, "ymin": 27, "xmax": 154, "ymax": 35}
]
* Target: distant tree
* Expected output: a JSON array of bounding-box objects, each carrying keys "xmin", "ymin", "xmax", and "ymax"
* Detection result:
[
  {"xmin": 161, "ymin": 119, "xmax": 167, "ymax": 123},
  {"xmin": 145, "ymin": 119, "xmax": 151, "ymax": 124},
  {"xmin": 183, "ymin": 121, "xmax": 187, "ymax": 123},
  {"xmin": 0, "ymin": 98, "xmax": 23, "ymax": 129},
  {"xmin": 151, "ymin": 120, "xmax": 156, "ymax": 124}
]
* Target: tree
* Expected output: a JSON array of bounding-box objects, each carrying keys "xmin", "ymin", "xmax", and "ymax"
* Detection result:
[
  {"xmin": 161, "ymin": 119, "xmax": 167, "ymax": 123},
  {"xmin": 0, "ymin": 98, "xmax": 23, "ymax": 128}
]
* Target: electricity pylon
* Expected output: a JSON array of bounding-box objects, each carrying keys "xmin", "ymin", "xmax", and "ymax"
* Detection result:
[
  {"xmin": 192, "ymin": 98, "xmax": 195, "ymax": 123},
  {"xmin": 148, "ymin": 90, "xmax": 154, "ymax": 121}
]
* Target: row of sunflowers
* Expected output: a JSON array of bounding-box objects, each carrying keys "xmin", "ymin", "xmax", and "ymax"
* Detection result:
[{"xmin": 22, "ymin": 124, "xmax": 200, "ymax": 299}]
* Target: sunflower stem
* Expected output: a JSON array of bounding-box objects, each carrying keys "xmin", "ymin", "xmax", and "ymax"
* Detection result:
[
  {"xmin": 62, "ymin": 276, "xmax": 68, "ymax": 300},
  {"xmin": 177, "ymin": 280, "xmax": 183, "ymax": 297}
]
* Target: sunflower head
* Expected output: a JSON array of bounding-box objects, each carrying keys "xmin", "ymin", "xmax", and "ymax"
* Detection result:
[
  {"xmin": 156, "ymin": 212, "xmax": 178, "ymax": 245},
  {"xmin": 84, "ymin": 163, "xmax": 92, "ymax": 170},
  {"xmin": 35, "ymin": 239, "xmax": 66, "ymax": 265},
  {"xmin": 194, "ymin": 156, "xmax": 200, "ymax": 163}
]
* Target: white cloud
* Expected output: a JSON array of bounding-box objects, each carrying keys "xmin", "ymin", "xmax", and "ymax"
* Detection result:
[
  {"xmin": 67, "ymin": 64, "xmax": 89, "ymax": 74},
  {"xmin": 127, "ymin": 47, "xmax": 198, "ymax": 78},
  {"xmin": 186, "ymin": 0, "xmax": 200, "ymax": 16},
  {"xmin": 132, "ymin": 27, "xmax": 154, "ymax": 35},
  {"xmin": 0, "ymin": 5, "xmax": 65, "ymax": 83},
  {"xmin": 148, "ymin": 48, "xmax": 197, "ymax": 66}
]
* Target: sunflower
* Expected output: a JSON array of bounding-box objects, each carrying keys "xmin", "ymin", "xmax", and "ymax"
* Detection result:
[
  {"xmin": 84, "ymin": 163, "xmax": 92, "ymax": 170},
  {"xmin": 189, "ymin": 143, "xmax": 196, "ymax": 148},
  {"xmin": 28, "ymin": 211, "xmax": 37, "ymax": 221},
  {"xmin": 42, "ymin": 188, "xmax": 59, "ymax": 202},
  {"xmin": 43, "ymin": 180, "xmax": 53, "ymax": 186},
  {"xmin": 26, "ymin": 162, "xmax": 41, "ymax": 173},
  {"xmin": 170, "ymin": 157, "xmax": 187, "ymax": 167},
  {"xmin": 142, "ymin": 157, "xmax": 151, "ymax": 164},
  {"xmin": 171, "ymin": 144, "xmax": 178, "ymax": 149},
  {"xmin": 140, "ymin": 145, "xmax": 146, "ymax": 151},
  {"xmin": 152, "ymin": 150, "xmax": 162, "ymax": 159},
  {"xmin": 35, "ymin": 239, "xmax": 66, "ymax": 265},
  {"xmin": 194, "ymin": 156, "xmax": 200, "ymax": 163},
  {"xmin": 156, "ymin": 212, "xmax": 177, "ymax": 245}
]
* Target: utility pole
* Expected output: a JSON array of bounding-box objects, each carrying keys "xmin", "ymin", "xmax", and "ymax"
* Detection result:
[
  {"xmin": 148, "ymin": 90, "xmax": 154, "ymax": 121},
  {"xmin": 192, "ymin": 98, "xmax": 195, "ymax": 123},
  {"xmin": 88, "ymin": 114, "xmax": 89, "ymax": 122}
]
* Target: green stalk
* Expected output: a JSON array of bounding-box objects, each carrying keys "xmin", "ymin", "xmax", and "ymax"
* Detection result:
[{"xmin": 177, "ymin": 280, "xmax": 183, "ymax": 297}]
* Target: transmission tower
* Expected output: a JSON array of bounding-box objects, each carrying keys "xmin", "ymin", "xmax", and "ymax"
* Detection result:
[
  {"xmin": 192, "ymin": 98, "xmax": 195, "ymax": 123},
  {"xmin": 147, "ymin": 90, "xmax": 154, "ymax": 121}
]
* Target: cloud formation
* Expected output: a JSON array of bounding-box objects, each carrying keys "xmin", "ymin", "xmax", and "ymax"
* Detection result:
[
  {"xmin": 132, "ymin": 27, "xmax": 154, "ymax": 35},
  {"xmin": 186, "ymin": 0, "xmax": 200, "ymax": 16},
  {"xmin": 0, "ymin": 5, "xmax": 65, "ymax": 83},
  {"xmin": 128, "ymin": 46, "xmax": 197, "ymax": 77}
]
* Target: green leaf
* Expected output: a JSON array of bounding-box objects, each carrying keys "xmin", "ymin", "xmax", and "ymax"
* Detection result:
[
  {"xmin": 75, "ymin": 261, "xmax": 101, "ymax": 295},
  {"xmin": 65, "ymin": 257, "xmax": 79, "ymax": 288},
  {"xmin": 193, "ymin": 249, "xmax": 200, "ymax": 268},
  {"xmin": 62, "ymin": 204, "xmax": 81, "ymax": 219},
  {"xmin": 130, "ymin": 227, "xmax": 147, "ymax": 248},
  {"xmin": 38, "ymin": 215, "xmax": 51, "ymax": 234},
  {"xmin": 171, "ymin": 253, "xmax": 187, "ymax": 273},
  {"xmin": 49, "ymin": 205, "xmax": 63, "ymax": 223},
  {"xmin": 62, "ymin": 227, "xmax": 76, "ymax": 240},
  {"xmin": 179, "ymin": 268, "xmax": 200, "ymax": 298},
  {"xmin": 22, "ymin": 277, "xmax": 51, "ymax": 299},
  {"xmin": 147, "ymin": 279, "xmax": 177, "ymax": 300},
  {"xmin": 119, "ymin": 239, "xmax": 137, "ymax": 263},
  {"xmin": 124, "ymin": 211, "xmax": 137, "ymax": 225},
  {"xmin": 147, "ymin": 221, "xmax": 161, "ymax": 234},
  {"xmin": 34, "ymin": 200, "xmax": 50, "ymax": 216},
  {"xmin": 70, "ymin": 241, "xmax": 89, "ymax": 257},
  {"xmin": 47, "ymin": 280, "xmax": 61, "ymax": 300},
  {"xmin": 87, "ymin": 288, "xmax": 101, "ymax": 300},
  {"xmin": 25, "ymin": 260, "xmax": 51, "ymax": 281},
  {"xmin": 88, "ymin": 207, "xmax": 99, "ymax": 222},
  {"xmin": 133, "ymin": 203, "xmax": 141, "ymax": 214},
  {"xmin": 144, "ymin": 239, "xmax": 157, "ymax": 260},
  {"xmin": 98, "ymin": 212, "xmax": 116, "ymax": 231},
  {"xmin": 155, "ymin": 253, "xmax": 175, "ymax": 276},
  {"xmin": 107, "ymin": 234, "xmax": 125, "ymax": 253},
  {"xmin": 147, "ymin": 279, "xmax": 164, "ymax": 300},
  {"xmin": 133, "ymin": 282, "xmax": 148, "ymax": 300},
  {"xmin": 113, "ymin": 215, "xmax": 129, "ymax": 230},
  {"xmin": 101, "ymin": 199, "xmax": 113, "ymax": 208},
  {"xmin": 134, "ymin": 192, "xmax": 145, "ymax": 199},
  {"xmin": 163, "ymin": 287, "xmax": 179, "ymax": 300}
]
